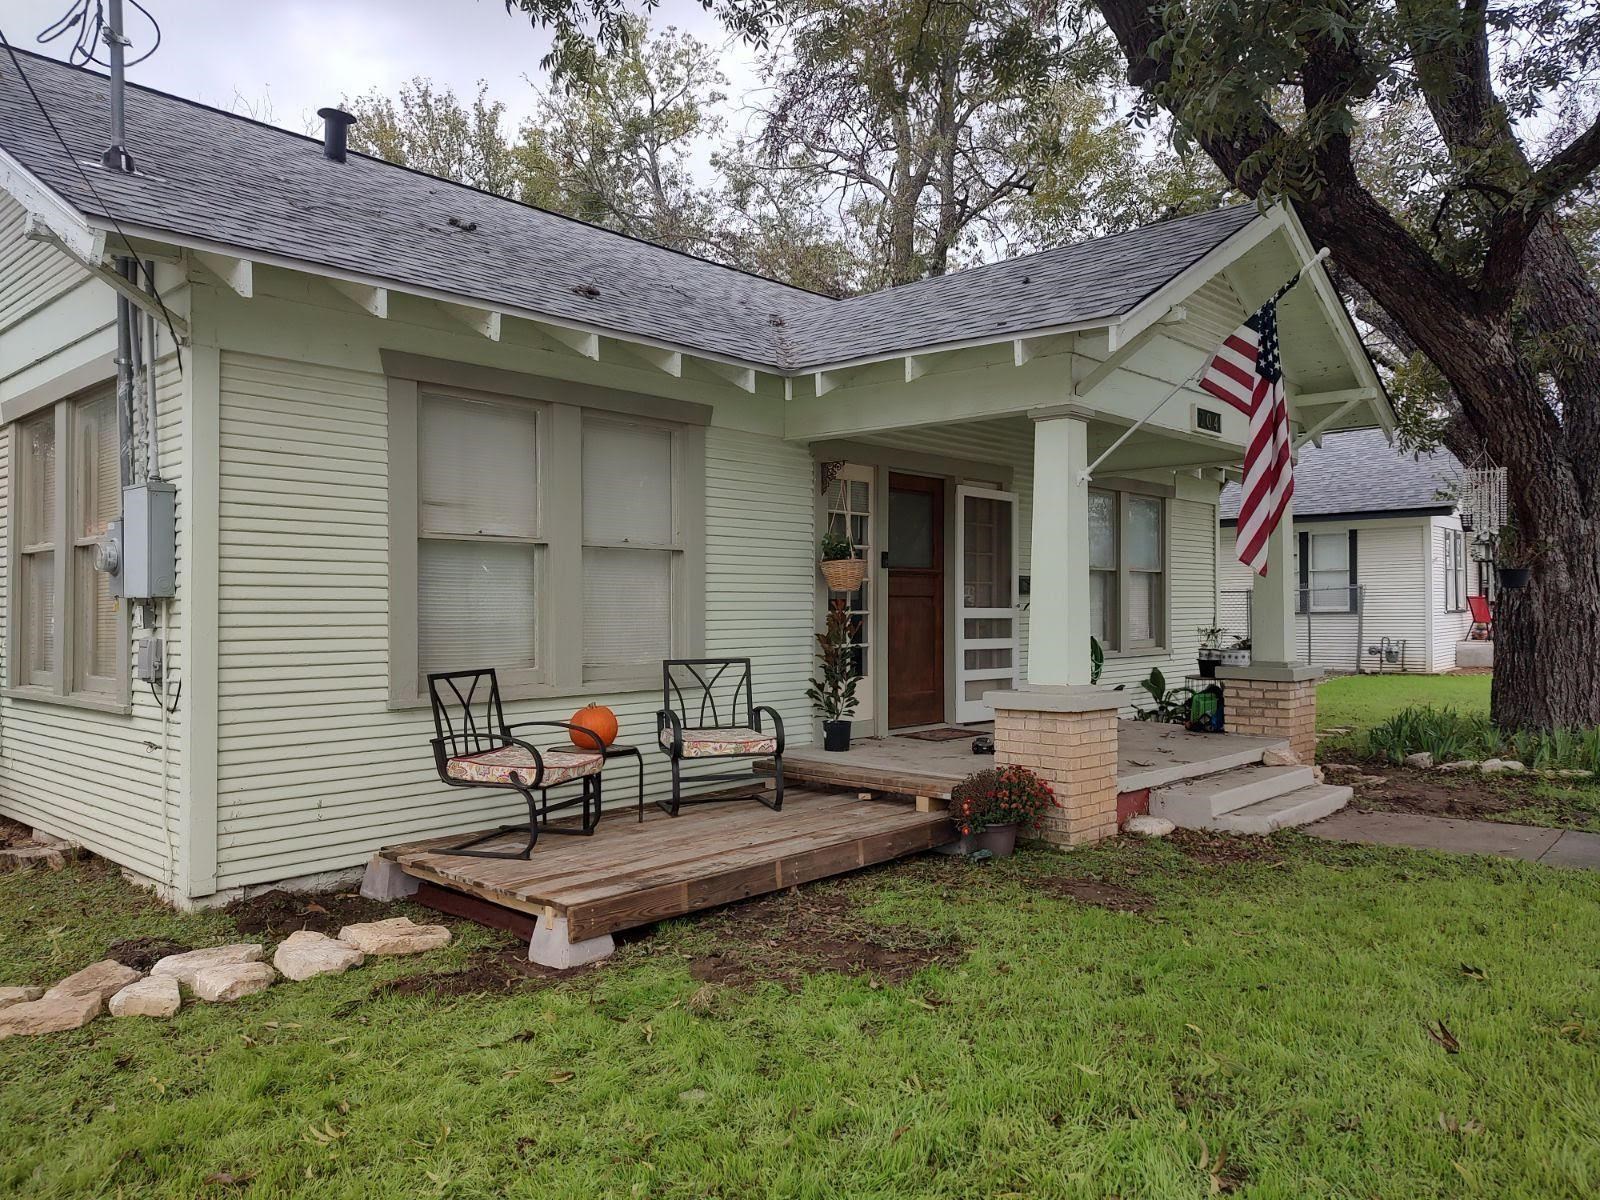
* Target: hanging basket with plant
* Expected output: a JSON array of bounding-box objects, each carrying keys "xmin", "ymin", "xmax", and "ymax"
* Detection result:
[
  {"xmin": 1489, "ymin": 523, "xmax": 1540, "ymax": 590},
  {"xmin": 818, "ymin": 529, "xmax": 866, "ymax": 592}
]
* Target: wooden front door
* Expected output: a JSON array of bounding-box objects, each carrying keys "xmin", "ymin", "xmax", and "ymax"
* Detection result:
[{"xmin": 886, "ymin": 473, "xmax": 945, "ymax": 728}]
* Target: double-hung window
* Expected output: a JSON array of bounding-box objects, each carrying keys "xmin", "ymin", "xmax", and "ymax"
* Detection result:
[
  {"xmin": 392, "ymin": 369, "xmax": 704, "ymax": 705},
  {"xmin": 1087, "ymin": 487, "xmax": 1167, "ymax": 653},
  {"xmin": 1445, "ymin": 528, "xmax": 1467, "ymax": 612},
  {"xmin": 1307, "ymin": 533, "xmax": 1351, "ymax": 612},
  {"xmin": 9, "ymin": 385, "xmax": 127, "ymax": 705}
]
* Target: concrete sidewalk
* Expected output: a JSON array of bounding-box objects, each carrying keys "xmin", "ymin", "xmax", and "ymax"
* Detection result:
[{"xmin": 1305, "ymin": 809, "xmax": 1600, "ymax": 870}]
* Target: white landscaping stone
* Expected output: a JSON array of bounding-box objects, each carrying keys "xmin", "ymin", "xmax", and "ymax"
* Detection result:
[
  {"xmin": 150, "ymin": 943, "xmax": 266, "ymax": 990},
  {"xmin": 1403, "ymin": 752, "xmax": 1435, "ymax": 769},
  {"xmin": 1124, "ymin": 814, "xmax": 1176, "ymax": 837},
  {"xmin": 0, "ymin": 986, "xmax": 45, "ymax": 1011},
  {"xmin": 273, "ymin": 931, "xmax": 364, "ymax": 981},
  {"xmin": 0, "ymin": 990, "xmax": 102, "ymax": 1038},
  {"xmin": 192, "ymin": 962, "xmax": 276, "ymax": 1003},
  {"xmin": 338, "ymin": 917, "xmax": 451, "ymax": 956},
  {"xmin": 1480, "ymin": 759, "xmax": 1526, "ymax": 775},
  {"xmin": 45, "ymin": 959, "xmax": 142, "ymax": 1003},
  {"xmin": 1438, "ymin": 760, "xmax": 1481, "ymax": 773},
  {"xmin": 0, "ymin": 845, "xmax": 67, "ymax": 871},
  {"xmin": 1261, "ymin": 747, "xmax": 1300, "ymax": 767},
  {"xmin": 1556, "ymin": 768, "xmax": 1595, "ymax": 780},
  {"xmin": 108, "ymin": 975, "xmax": 182, "ymax": 1019}
]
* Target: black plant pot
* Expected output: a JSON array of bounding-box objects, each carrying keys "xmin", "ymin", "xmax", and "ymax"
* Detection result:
[
  {"xmin": 1197, "ymin": 658, "xmax": 1218, "ymax": 679},
  {"xmin": 822, "ymin": 720, "xmax": 852, "ymax": 752},
  {"xmin": 1497, "ymin": 566, "xmax": 1532, "ymax": 590}
]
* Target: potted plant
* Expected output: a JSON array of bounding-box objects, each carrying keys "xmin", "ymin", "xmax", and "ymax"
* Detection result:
[
  {"xmin": 1222, "ymin": 637, "xmax": 1252, "ymax": 668},
  {"xmin": 947, "ymin": 765, "xmax": 1055, "ymax": 858},
  {"xmin": 1489, "ymin": 524, "xmax": 1538, "ymax": 590},
  {"xmin": 818, "ymin": 529, "xmax": 866, "ymax": 592},
  {"xmin": 1133, "ymin": 667, "xmax": 1193, "ymax": 724},
  {"xmin": 806, "ymin": 600, "xmax": 861, "ymax": 751},
  {"xmin": 1196, "ymin": 625, "xmax": 1226, "ymax": 678}
]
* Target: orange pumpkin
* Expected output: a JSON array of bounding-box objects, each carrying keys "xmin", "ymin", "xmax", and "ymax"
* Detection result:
[{"xmin": 569, "ymin": 702, "xmax": 619, "ymax": 750}]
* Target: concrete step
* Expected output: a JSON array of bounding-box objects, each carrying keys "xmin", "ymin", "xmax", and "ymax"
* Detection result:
[
  {"xmin": 1150, "ymin": 764, "xmax": 1316, "ymax": 822},
  {"xmin": 1204, "ymin": 785, "xmax": 1353, "ymax": 835}
]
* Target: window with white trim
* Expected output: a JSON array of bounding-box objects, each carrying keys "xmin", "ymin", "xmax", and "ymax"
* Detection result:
[
  {"xmin": 1087, "ymin": 487, "xmax": 1167, "ymax": 652},
  {"xmin": 396, "ymin": 381, "xmax": 702, "ymax": 702},
  {"xmin": 1445, "ymin": 528, "xmax": 1467, "ymax": 612},
  {"xmin": 9, "ymin": 385, "xmax": 126, "ymax": 702},
  {"xmin": 1307, "ymin": 533, "xmax": 1351, "ymax": 612}
]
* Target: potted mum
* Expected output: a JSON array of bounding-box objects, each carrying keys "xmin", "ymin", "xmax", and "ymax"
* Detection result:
[
  {"xmin": 806, "ymin": 600, "xmax": 861, "ymax": 751},
  {"xmin": 818, "ymin": 528, "xmax": 866, "ymax": 592},
  {"xmin": 947, "ymin": 764, "xmax": 1054, "ymax": 858}
]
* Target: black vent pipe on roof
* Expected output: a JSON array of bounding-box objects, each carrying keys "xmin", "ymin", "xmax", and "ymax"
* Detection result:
[{"xmin": 317, "ymin": 107, "xmax": 357, "ymax": 163}]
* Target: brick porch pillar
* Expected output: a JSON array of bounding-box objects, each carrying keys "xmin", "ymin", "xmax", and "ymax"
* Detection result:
[
  {"xmin": 987, "ymin": 686, "xmax": 1122, "ymax": 847},
  {"xmin": 1215, "ymin": 664, "xmax": 1323, "ymax": 763}
]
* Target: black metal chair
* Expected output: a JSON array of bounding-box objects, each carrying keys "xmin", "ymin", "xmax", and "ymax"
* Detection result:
[
  {"xmin": 427, "ymin": 668, "xmax": 607, "ymax": 859},
  {"xmin": 656, "ymin": 658, "xmax": 785, "ymax": 817}
]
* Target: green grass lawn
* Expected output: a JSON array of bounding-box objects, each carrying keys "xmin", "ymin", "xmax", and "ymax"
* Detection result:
[
  {"xmin": 1317, "ymin": 673, "xmax": 1491, "ymax": 736},
  {"xmin": 5, "ymin": 839, "xmax": 1600, "ymax": 1199}
]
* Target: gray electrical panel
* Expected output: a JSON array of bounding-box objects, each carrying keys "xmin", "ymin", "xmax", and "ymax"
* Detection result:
[{"xmin": 121, "ymin": 481, "xmax": 176, "ymax": 598}]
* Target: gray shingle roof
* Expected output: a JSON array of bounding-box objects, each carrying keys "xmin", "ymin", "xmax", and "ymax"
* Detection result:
[
  {"xmin": 1, "ymin": 51, "xmax": 1263, "ymax": 371},
  {"xmin": 1220, "ymin": 429, "xmax": 1461, "ymax": 522}
]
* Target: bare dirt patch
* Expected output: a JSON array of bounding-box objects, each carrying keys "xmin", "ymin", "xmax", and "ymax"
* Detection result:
[
  {"xmin": 687, "ymin": 889, "xmax": 962, "ymax": 989},
  {"xmin": 1039, "ymin": 876, "xmax": 1153, "ymax": 913},
  {"xmin": 105, "ymin": 937, "xmax": 193, "ymax": 971},
  {"xmin": 1350, "ymin": 766, "xmax": 1532, "ymax": 820},
  {"xmin": 1167, "ymin": 829, "xmax": 1284, "ymax": 866},
  {"xmin": 375, "ymin": 946, "xmax": 593, "ymax": 998},
  {"xmin": 225, "ymin": 888, "xmax": 399, "ymax": 938}
]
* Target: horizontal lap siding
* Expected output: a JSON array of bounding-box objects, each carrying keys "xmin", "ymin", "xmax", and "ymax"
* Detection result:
[
  {"xmin": 214, "ymin": 351, "xmax": 814, "ymax": 889},
  {"xmin": 0, "ymin": 356, "xmax": 185, "ymax": 881},
  {"xmin": 0, "ymin": 196, "xmax": 87, "ymax": 330}
]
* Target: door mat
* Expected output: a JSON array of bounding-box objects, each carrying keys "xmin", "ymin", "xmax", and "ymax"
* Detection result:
[{"xmin": 899, "ymin": 727, "xmax": 982, "ymax": 742}]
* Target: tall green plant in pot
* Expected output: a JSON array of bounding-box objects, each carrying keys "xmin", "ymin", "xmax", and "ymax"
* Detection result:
[{"xmin": 807, "ymin": 600, "xmax": 862, "ymax": 751}]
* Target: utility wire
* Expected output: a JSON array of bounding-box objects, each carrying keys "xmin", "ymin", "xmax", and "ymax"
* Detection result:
[
  {"xmin": 37, "ymin": 0, "xmax": 161, "ymax": 69},
  {"xmin": 0, "ymin": 23, "xmax": 183, "ymax": 373}
]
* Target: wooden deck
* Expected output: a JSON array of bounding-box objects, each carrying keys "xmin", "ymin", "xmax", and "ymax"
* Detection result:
[{"xmin": 380, "ymin": 788, "xmax": 956, "ymax": 943}]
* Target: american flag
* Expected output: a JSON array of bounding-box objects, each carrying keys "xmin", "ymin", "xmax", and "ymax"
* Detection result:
[{"xmin": 1200, "ymin": 274, "xmax": 1300, "ymax": 576}]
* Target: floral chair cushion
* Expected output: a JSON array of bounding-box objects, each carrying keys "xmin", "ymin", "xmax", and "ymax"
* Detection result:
[
  {"xmin": 446, "ymin": 745, "xmax": 602, "ymax": 788},
  {"xmin": 660, "ymin": 726, "xmax": 780, "ymax": 758}
]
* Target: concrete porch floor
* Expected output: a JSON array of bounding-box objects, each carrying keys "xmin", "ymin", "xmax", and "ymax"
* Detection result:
[{"xmin": 775, "ymin": 720, "xmax": 1291, "ymax": 799}]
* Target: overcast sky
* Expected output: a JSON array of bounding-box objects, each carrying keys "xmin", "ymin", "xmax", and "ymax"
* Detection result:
[{"xmin": 5, "ymin": 0, "xmax": 762, "ymax": 136}]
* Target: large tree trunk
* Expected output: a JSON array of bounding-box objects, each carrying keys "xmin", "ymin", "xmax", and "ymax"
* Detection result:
[{"xmin": 1095, "ymin": 0, "xmax": 1600, "ymax": 730}]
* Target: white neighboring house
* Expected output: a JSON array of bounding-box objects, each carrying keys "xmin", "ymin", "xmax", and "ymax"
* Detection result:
[
  {"xmin": 1218, "ymin": 430, "xmax": 1485, "ymax": 674},
  {"xmin": 0, "ymin": 54, "xmax": 1393, "ymax": 904}
]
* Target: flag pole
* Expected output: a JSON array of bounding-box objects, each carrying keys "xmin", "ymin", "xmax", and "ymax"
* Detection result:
[{"xmin": 1077, "ymin": 247, "xmax": 1330, "ymax": 484}]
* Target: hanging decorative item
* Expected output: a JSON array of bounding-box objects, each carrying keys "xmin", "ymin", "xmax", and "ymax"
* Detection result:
[{"xmin": 819, "ymin": 529, "xmax": 867, "ymax": 591}]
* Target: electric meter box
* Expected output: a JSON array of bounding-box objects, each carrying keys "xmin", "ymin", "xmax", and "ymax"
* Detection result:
[{"xmin": 121, "ymin": 481, "xmax": 176, "ymax": 598}]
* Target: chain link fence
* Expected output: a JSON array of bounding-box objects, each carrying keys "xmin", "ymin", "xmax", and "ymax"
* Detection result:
[{"xmin": 1219, "ymin": 586, "xmax": 1372, "ymax": 673}]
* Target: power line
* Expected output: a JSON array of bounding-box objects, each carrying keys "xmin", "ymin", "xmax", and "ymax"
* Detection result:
[
  {"xmin": 36, "ymin": 0, "xmax": 162, "ymax": 69},
  {"xmin": 0, "ymin": 26, "xmax": 183, "ymax": 371}
]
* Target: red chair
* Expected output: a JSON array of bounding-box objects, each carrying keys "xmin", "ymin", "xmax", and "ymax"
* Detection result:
[{"xmin": 1467, "ymin": 595, "xmax": 1493, "ymax": 641}]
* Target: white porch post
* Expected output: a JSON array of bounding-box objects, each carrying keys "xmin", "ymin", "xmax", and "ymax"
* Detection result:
[
  {"xmin": 1028, "ymin": 413, "xmax": 1090, "ymax": 685},
  {"xmin": 1250, "ymin": 494, "xmax": 1300, "ymax": 665}
]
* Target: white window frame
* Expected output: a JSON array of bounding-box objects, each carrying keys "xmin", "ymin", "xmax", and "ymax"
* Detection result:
[
  {"xmin": 5, "ymin": 384, "xmax": 130, "ymax": 712},
  {"xmin": 1088, "ymin": 484, "xmax": 1170, "ymax": 655},
  {"xmin": 1445, "ymin": 528, "xmax": 1467, "ymax": 612},
  {"xmin": 387, "ymin": 368, "xmax": 706, "ymax": 707},
  {"xmin": 1307, "ymin": 532, "xmax": 1351, "ymax": 613}
]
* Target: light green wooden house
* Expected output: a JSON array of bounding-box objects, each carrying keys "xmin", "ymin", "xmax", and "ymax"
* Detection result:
[{"xmin": 0, "ymin": 52, "xmax": 1392, "ymax": 906}]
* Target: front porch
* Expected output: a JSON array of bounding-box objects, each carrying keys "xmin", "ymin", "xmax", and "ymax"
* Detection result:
[{"xmin": 775, "ymin": 720, "xmax": 1291, "ymax": 801}]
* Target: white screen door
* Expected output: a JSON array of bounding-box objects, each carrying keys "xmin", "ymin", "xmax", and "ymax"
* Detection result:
[{"xmin": 955, "ymin": 485, "xmax": 1019, "ymax": 721}]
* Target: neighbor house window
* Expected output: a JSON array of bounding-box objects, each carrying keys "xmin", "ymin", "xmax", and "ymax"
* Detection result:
[
  {"xmin": 391, "ymin": 373, "xmax": 704, "ymax": 704},
  {"xmin": 10, "ymin": 385, "xmax": 127, "ymax": 704},
  {"xmin": 1307, "ymin": 532, "xmax": 1351, "ymax": 612},
  {"xmin": 1088, "ymin": 487, "xmax": 1167, "ymax": 652},
  {"xmin": 1445, "ymin": 528, "xmax": 1467, "ymax": 612}
]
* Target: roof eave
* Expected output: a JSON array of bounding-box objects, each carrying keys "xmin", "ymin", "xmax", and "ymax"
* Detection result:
[{"xmin": 0, "ymin": 144, "xmax": 102, "ymax": 262}]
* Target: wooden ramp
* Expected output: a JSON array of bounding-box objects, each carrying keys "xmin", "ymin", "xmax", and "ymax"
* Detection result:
[{"xmin": 380, "ymin": 788, "xmax": 956, "ymax": 943}]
